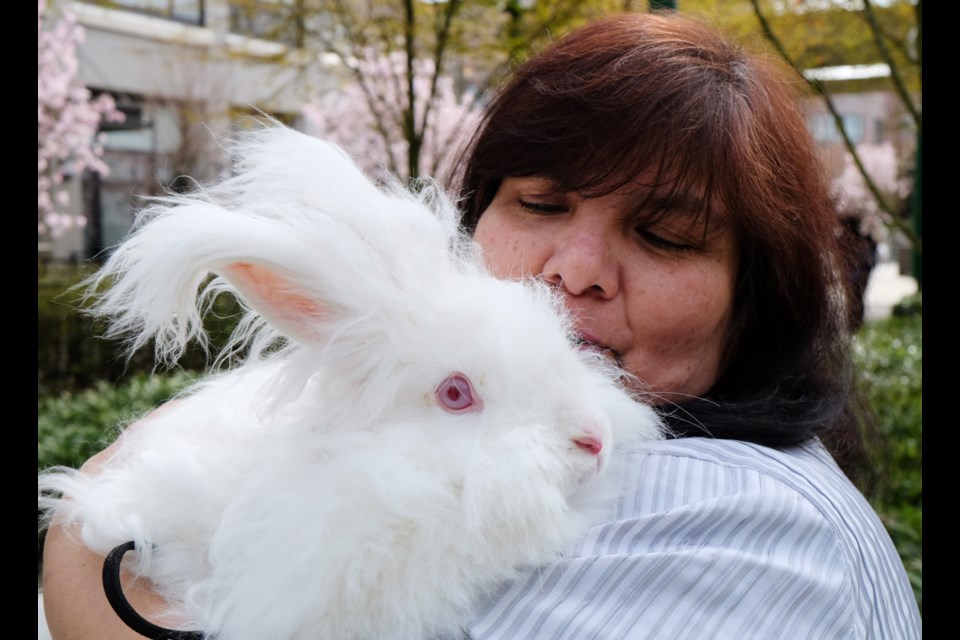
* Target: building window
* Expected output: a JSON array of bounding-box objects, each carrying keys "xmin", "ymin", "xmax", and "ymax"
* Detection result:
[
  {"xmin": 808, "ymin": 112, "xmax": 865, "ymax": 145},
  {"xmin": 82, "ymin": 93, "xmax": 158, "ymax": 258},
  {"xmin": 80, "ymin": 1, "xmax": 205, "ymax": 26},
  {"xmin": 229, "ymin": 1, "xmax": 305, "ymax": 47}
]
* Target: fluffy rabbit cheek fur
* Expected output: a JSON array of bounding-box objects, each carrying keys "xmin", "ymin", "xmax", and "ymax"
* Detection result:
[
  {"xmin": 195, "ymin": 421, "xmax": 598, "ymax": 639},
  {"xmin": 38, "ymin": 123, "xmax": 664, "ymax": 640}
]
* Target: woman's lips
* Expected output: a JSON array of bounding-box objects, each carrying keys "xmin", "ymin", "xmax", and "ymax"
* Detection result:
[{"xmin": 575, "ymin": 330, "xmax": 621, "ymax": 363}]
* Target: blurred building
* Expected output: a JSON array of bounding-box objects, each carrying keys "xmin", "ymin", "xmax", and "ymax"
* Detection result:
[
  {"xmin": 47, "ymin": 0, "xmax": 340, "ymax": 261},
  {"xmin": 48, "ymin": 7, "xmax": 920, "ymax": 267},
  {"xmin": 802, "ymin": 64, "xmax": 919, "ymax": 267}
]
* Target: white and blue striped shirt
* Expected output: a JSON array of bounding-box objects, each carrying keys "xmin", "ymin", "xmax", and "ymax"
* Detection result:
[{"xmin": 467, "ymin": 437, "xmax": 921, "ymax": 639}]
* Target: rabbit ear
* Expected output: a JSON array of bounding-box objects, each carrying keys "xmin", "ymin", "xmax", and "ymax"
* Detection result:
[
  {"xmin": 221, "ymin": 262, "xmax": 332, "ymax": 345},
  {"xmin": 85, "ymin": 200, "xmax": 347, "ymax": 364},
  {"xmin": 86, "ymin": 123, "xmax": 461, "ymax": 365}
]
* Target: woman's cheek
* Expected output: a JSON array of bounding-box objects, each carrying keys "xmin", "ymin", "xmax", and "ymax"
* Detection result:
[
  {"xmin": 475, "ymin": 215, "xmax": 510, "ymax": 277},
  {"xmin": 476, "ymin": 218, "xmax": 547, "ymax": 280},
  {"xmin": 626, "ymin": 265, "xmax": 735, "ymax": 396}
]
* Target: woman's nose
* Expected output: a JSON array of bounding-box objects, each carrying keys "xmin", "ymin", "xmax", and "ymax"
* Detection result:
[{"xmin": 542, "ymin": 226, "xmax": 620, "ymax": 299}]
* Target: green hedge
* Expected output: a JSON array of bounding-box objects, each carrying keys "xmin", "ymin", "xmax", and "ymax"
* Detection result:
[
  {"xmin": 38, "ymin": 372, "xmax": 196, "ymax": 471},
  {"xmin": 38, "ymin": 263, "xmax": 114, "ymax": 394},
  {"xmin": 38, "ymin": 264, "xmax": 242, "ymax": 395},
  {"xmin": 853, "ymin": 296, "xmax": 922, "ymax": 613}
]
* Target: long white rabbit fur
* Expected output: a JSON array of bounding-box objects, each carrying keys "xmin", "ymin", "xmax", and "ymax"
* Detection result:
[{"xmin": 38, "ymin": 123, "xmax": 664, "ymax": 640}]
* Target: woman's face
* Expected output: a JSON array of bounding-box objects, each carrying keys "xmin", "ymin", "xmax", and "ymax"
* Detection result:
[{"xmin": 474, "ymin": 177, "xmax": 738, "ymax": 404}]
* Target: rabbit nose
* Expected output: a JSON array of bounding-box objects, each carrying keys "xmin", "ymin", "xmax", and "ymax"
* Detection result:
[{"xmin": 573, "ymin": 434, "xmax": 603, "ymax": 456}]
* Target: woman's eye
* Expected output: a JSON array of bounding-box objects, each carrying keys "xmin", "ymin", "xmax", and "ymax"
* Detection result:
[
  {"xmin": 639, "ymin": 229, "xmax": 695, "ymax": 253},
  {"xmin": 518, "ymin": 199, "xmax": 567, "ymax": 214}
]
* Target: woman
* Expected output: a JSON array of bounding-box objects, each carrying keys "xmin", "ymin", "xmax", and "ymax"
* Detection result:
[
  {"xmin": 452, "ymin": 14, "xmax": 919, "ymax": 638},
  {"xmin": 42, "ymin": 12, "xmax": 920, "ymax": 639}
]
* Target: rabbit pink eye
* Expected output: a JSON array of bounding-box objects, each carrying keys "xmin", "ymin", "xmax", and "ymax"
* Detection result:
[{"xmin": 436, "ymin": 374, "xmax": 482, "ymax": 413}]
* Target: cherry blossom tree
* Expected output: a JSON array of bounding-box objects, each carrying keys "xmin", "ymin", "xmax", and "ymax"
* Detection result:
[
  {"xmin": 832, "ymin": 141, "xmax": 911, "ymax": 242},
  {"xmin": 271, "ymin": 0, "xmax": 601, "ymax": 184},
  {"xmin": 747, "ymin": 0, "xmax": 921, "ymax": 254},
  {"xmin": 301, "ymin": 51, "xmax": 481, "ymax": 184},
  {"xmin": 38, "ymin": 0, "xmax": 123, "ymax": 244}
]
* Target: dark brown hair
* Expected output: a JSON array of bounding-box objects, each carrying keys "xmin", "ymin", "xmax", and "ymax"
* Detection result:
[{"xmin": 455, "ymin": 13, "xmax": 869, "ymax": 472}]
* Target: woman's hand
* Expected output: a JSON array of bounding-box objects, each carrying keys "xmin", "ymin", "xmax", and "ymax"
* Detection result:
[{"xmin": 41, "ymin": 409, "xmax": 181, "ymax": 640}]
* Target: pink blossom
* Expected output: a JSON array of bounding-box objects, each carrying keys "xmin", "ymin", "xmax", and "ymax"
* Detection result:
[
  {"xmin": 302, "ymin": 50, "xmax": 481, "ymax": 184},
  {"xmin": 38, "ymin": 0, "xmax": 124, "ymax": 242},
  {"xmin": 831, "ymin": 141, "xmax": 911, "ymax": 239}
]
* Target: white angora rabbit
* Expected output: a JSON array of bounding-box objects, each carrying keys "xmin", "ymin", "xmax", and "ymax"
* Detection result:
[{"xmin": 38, "ymin": 123, "xmax": 664, "ymax": 640}]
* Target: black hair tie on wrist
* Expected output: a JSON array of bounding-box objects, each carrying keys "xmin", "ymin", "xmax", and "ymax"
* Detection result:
[{"xmin": 102, "ymin": 541, "xmax": 206, "ymax": 640}]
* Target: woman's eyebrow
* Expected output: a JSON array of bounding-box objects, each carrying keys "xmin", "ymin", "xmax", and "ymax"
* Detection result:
[
  {"xmin": 628, "ymin": 191, "xmax": 729, "ymax": 232},
  {"xmin": 519, "ymin": 176, "xmax": 564, "ymax": 193}
]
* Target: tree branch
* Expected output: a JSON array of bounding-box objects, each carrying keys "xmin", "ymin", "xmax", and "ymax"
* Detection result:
[
  {"xmin": 748, "ymin": 0, "xmax": 920, "ymax": 251},
  {"xmin": 402, "ymin": 0, "xmax": 419, "ymax": 178},
  {"xmin": 326, "ymin": 0, "xmax": 402, "ymax": 176},
  {"xmin": 417, "ymin": 0, "xmax": 462, "ymax": 146},
  {"xmin": 861, "ymin": 0, "xmax": 920, "ymax": 131}
]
